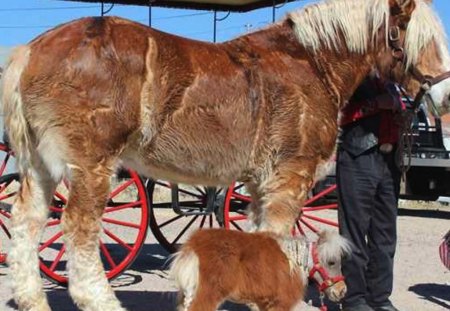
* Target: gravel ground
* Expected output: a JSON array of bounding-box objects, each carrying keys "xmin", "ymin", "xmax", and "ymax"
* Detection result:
[{"xmin": 0, "ymin": 203, "xmax": 449, "ymax": 311}]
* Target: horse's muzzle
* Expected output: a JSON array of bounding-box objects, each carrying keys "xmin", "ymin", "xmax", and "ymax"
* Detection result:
[{"xmin": 325, "ymin": 280, "xmax": 347, "ymax": 302}]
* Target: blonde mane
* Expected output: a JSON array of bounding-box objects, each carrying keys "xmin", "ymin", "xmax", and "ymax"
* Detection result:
[
  {"xmin": 288, "ymin": 0, "xmax": 449, "ymax": 68},
  {"xmin": 405, "ymin": 0, "xmax": 450, "ymax": 68}
]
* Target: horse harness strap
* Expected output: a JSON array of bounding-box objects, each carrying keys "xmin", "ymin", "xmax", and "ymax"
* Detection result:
[
  {"xmin": 308, "ymin": 242, "xmax": 345, "ymax": 292},
  {"xmin": 388, "ymin": 25, "xmax": 450, "ymax": 111}
]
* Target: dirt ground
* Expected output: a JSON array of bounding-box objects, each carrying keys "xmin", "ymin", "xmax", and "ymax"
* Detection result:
[{"xmin": 0, "ymin": 202, "xmax": 449, "ymax": 311}]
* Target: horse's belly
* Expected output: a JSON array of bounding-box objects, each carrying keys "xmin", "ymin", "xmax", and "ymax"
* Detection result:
[{"xmin": 121, "ymin": 131, "xmax": 251, "ymax": 186}]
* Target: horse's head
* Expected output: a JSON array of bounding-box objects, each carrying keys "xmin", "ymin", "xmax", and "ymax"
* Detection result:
[
  {"xmin": 308, "ymin": 230, "xmax": 352, "ymax": 302},
  {"xmin": 378, "ymin": 0, "xmax": 450, "ymax": 114}
]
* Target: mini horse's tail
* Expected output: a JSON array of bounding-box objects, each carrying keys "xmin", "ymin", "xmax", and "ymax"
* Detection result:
[
  {"xmin": 1, "ymin": 45, "xmax": 32, "ymax": 175},
  {"xmin": 169, "ymin": 247, "xmax": 200, "ymax": 310}
]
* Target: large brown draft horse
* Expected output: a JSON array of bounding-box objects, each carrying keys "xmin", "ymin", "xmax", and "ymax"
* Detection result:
[{"xmin": 2, "ymin": 0, "xmax": 450, "ymax": 310}]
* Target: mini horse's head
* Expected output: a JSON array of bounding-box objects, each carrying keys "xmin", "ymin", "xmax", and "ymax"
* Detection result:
[
  {"xmin": 377, "ymin": 0, "xmax": 450, "ymax": 114},
  {"xmin": 308, "ymin": 230, "xmax": 352, "ymax": 302}
]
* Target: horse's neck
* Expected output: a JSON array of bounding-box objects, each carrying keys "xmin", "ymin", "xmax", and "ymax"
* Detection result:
[
  {"xmin": 242, "ymin": 22, "xmax": 378, "ymax": 109},
  {"xmin": 310, "ymin": 49, "xmax": 375, "ymax": 108}
]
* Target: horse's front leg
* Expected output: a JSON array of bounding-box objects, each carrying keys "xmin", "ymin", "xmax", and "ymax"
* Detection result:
[
  {"xmin": 9, "ymin": 166, "xmax": 56, "ymax": 311},
  {"xmin": 62, "ymin": 165, "xmax": 125, "ymax": 311},
  {"xmin": 256, "ymin": 160, "xmax": 316, "ymax": 235}
]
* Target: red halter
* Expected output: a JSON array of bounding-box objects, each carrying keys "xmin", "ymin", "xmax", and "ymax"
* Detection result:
[
  {"xmin": 308, "ymin": 243, "xmax": 345, "ymax": 292},
  {"xmin": 307, "ymin": 243, "xmax": 345, "ymax": 311}
]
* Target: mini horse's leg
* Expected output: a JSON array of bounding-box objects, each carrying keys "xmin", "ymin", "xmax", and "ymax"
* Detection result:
[
  {"xmin": 62, "ymin": 165, "xmax": 125, "ymax": 311},
  {"xmin": 9, "ymin": 166, "xmax": 56, "ymax": 311},
  {"xmin": 186, "ymin": 286, "xmax": 223, "ymax": 311},
  {"xmin": 257, "ymin": 160, "xmax": 316, "ymax": 235}
]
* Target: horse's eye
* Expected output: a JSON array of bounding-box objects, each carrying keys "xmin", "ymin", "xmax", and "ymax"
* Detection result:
[{"xmin": 328, "ymin": 261, "xmax": 336, "ymax": 266}]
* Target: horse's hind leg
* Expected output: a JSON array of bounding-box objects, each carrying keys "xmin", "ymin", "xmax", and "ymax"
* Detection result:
[
  {"xmin": 62, "ymin": 164, "xmax": 125, "ymax": 311},
  {"xmin": 9, "ymin": 165, "xmax": 56, "ymax": 311}
]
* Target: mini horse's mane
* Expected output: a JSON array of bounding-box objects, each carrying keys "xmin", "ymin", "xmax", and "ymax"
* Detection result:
[
  {"xmin": 317, "ymin": 231, "xmax": 352, "ymax": 263},
  {"xmin": 276, "ymin": 231, "xmax": 351, "ymax": 278},
  {"xmin": 287, "ymin": 0, "xmax": 449, "ymax": 69}
]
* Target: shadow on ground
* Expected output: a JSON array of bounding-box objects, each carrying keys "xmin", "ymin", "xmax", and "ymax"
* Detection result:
[
  {"xmin": 5, "ymin": 290, "xmax": 250, "ymax": 311},
  {"xmin": 408, "ymin": 283, "xmax": 450, "ymax": 310},
  {"xmin": 398, "ymin": 208, "xmax": 450, "ymax": 220}
]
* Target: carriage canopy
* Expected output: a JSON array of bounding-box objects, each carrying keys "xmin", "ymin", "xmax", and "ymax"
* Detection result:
[{"xmin": 59, "ymin": 0, "xmax": 296, "ymax": 12}]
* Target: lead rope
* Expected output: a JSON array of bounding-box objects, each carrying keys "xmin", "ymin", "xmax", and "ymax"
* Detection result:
[
  {"xmin": 319, "ymin": 292, "xmax": 328, "ymax": 311},
  {"xmin": 396, "ymin": 88, "xmax": 415, "ymax": 179}
]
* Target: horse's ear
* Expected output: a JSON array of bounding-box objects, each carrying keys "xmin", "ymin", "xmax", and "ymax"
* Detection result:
[
  {"xmin": 317, "ymin": 230, "xmax": 331, "ymax": 245},
  {"xmin": 389, "ymin": 0, "xmax": 416, "ymax": 28}
]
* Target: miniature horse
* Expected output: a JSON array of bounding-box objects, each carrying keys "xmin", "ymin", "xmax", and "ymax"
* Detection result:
[
  {"xmin": 171, "ymin": 229, "xmax": 351, "ymax": 311},
  {"xmin": 1, "ymin": 0, "xmax": 450, "ymax": 310}
]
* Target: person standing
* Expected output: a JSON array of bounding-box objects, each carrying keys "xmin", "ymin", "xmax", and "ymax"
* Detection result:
[{"xmin": 337, "ymin": 73, "xmax": 404, "ymax": 311}]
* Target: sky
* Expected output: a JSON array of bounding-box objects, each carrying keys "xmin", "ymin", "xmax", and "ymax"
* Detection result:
[
  {"xmin": 0, "ymin": 0, "xmax": 449, "ymax": 44},
  {"xmin": 0, "ymin": 0, "xmax": 449, "ymax": 65}
]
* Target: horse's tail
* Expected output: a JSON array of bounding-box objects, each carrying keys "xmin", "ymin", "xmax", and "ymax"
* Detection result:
[
  {"xmin": 169, "ymin": 247, "xmax": 200, "ymax": 309},
  {"xmin": 1, "ymin": 45, "xmax": 32, "ymax": 175}
]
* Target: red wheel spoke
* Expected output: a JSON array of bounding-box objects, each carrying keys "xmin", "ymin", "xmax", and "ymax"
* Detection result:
[
  {"xmin": 102, "ymin": 217, "xmax": 141, "ymax": 229},
  {"xmin": 46, "ymin": 219, "xmax": 61, "ymax": 227},
  {"xmin": 231, "ymin": 192, "xmax": 251, "ymax": 202},
  {"xmin": 103, "ymin": 229, "xmax": 133, "ymax": 252},
  {"xmin": 53, "ymin": 191, "xmax": 67, "ymax": 204},
  {"xmin": 171, "ymin": 215, "xmax": 199, "ymax": 245},
  {"xmin": 0, "ymin": 192, "xmax": 17, "ymax": 201},
  {"xmin": 100, "ymin": 241, "xmax": 116, "ymax": 269},
  {"xmin": 228, "ymin": 215, "xmax": 247, "ymax": 221},
  {"xmin": 302, "ymin": 214, "xmax": 339, "ymax": 227},
  {"xmin": 300, "ymin": 217, "xmax": 320, "ymax": 233},
  {"xmin": 49, "ymin": 245, "xmax": 66, "ymax": 272},
  {"xmin": 302, "ymin": 204, "xmax": 338, "ymax": 212},
  {"xmin": 304, "ymin": 184, "xmax": 337, "ymax": 205},
  {"xmin": 0, "ymin": 209, "xmax": 11, "ymax": 218},
  {"xmin": 39, "ymin": 231, "xmax": 63, "ymax": 252},
  {"xmin": 105, "ymin": 200, "xmax": 142, "ymax": 213},
  {"xmin": 109, "ymin": 179, "xmax": 135, "ymax": 200},
  {"xmin": 49, "ymin": 206, "xmax": 64, "ymax": 213}
]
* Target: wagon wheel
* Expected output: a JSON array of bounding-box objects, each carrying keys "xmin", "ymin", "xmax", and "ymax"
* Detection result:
[
  {"xmin": 0, "ymin": 142, "xmax": 15, "ymax": 176},
  {"xmin": 38, "ymin": 169, "xmax": 149, "ymax": 285},
  {"xmin": 147, "ymin": 181, "xmax": 226, "ymax": 253},
  {"xmin": 0, "ymin": 173, "xmax": 20, "ymax": 265},
  {"xmin": 223, "ymin": 182, "xmax": 339, "ymax": 235}
]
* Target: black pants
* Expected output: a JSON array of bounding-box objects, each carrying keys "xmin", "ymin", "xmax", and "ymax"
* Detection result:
[{"xmin": 337, "ymin": 146, "xmax": 401, "ymax": 308}]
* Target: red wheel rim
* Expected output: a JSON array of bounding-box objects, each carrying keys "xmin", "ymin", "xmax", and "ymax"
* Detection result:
[
  {"xmin": 223, "ymin": 182, "xmax": 338, "ymax": 235},
  {"xmin": 0, "ymin": 140, "xmax": 18, "ymax": 265},
  {"xmin": 38, "ymin": 169, "xmax": 149, "ymax": 285},
  {"xmin": 148, "ymin": 181, "xmax": 223, "ymax": 253},
  {"xmin": 0, "ymin": 173, "xmax": 19, "ymax": 265},
  {"xmin": 223, "ymin": 182, "xmax": 251, "ymax": 230}
]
